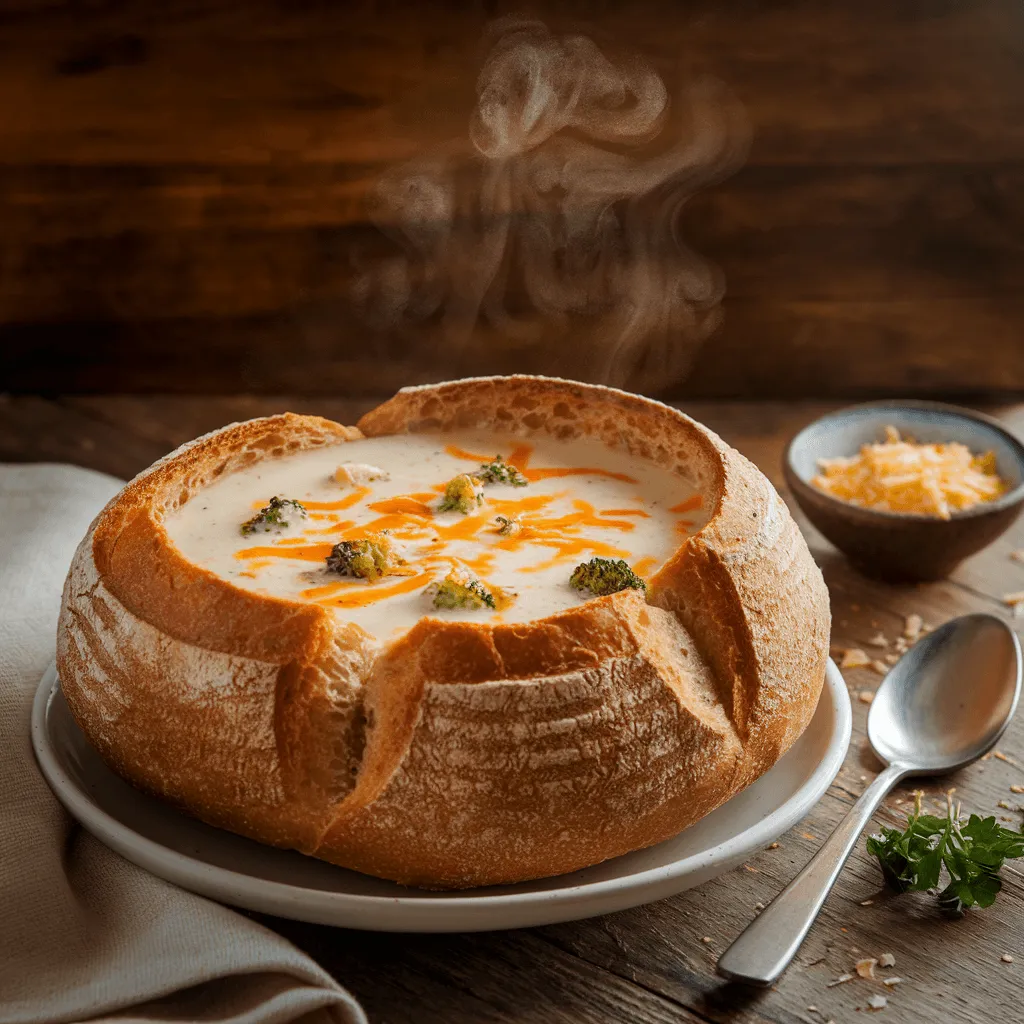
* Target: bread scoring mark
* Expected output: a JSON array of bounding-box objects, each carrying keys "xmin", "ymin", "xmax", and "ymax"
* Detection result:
[
  {"xmin": 319, "ymin": 637, "xmax": 742, "ymax": 885},
  {"xmin": 62, "ymin": 548, "xmax": 292, "ymax": 812}
]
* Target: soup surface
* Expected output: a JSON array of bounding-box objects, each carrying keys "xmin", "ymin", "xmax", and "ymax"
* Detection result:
[{"xmin": 165, "ymin": 429, "xmax": 706, "ymax": 637}]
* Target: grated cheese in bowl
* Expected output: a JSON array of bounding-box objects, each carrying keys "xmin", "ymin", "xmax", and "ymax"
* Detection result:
[{"xmin": 811, "ymin": 426, "xmax": 1006, "ymax": 519}]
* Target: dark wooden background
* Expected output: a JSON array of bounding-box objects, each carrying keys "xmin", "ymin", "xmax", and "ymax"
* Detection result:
[{"xmin": 3, "ymin": 0, "xmax": 1024, "ymax": 398}]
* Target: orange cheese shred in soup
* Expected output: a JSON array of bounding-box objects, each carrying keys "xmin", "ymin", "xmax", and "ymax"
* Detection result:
[
  {"xmin": 811, "ymin": 426, "xmax": 1006, "ymax": 519},
  {"xmin": 163, "ymin": 429, "xmax": 708, "ymax": 638}
]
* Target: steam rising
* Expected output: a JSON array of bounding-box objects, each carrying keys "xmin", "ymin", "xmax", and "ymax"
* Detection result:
[{"xmin": 354, "ymin": 18, "xmax": 749, "ymax": 389}]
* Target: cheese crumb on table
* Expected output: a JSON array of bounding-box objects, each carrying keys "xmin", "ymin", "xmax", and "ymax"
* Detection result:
[
  {"xmin": 840, "ymin": 648, "xmax": 872, "ymax": 669},
  {"xmin": 855, "ymin": 958, "xmax": 878, "ymax": 979},
  {"xmin": 811, "ymin": 426, "xmax": 1005, "ymax": 519}
]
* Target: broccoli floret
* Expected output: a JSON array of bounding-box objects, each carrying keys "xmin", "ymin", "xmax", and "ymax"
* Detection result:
[
  {"xmin": 477, "ymin": 455, "xmax": 528, "ymax": 487},
  {"xmin": 494, "ymin": 514, "xmax": 522, "ymax": 537},
  {"xmin": 428, "ymin": 573, "xmax": 496, "ymax": 610},
  {"xmin": 326, "ymin": 532, "xmax": 399, "ymax": 582},
  {"xmin": 569, "ymin": 557, "xmax": 647, "ymax": 597},
  {"xmin": 426, "ymin": 571, "xmax": 516, "ymax": 611},
  {"xmin": 240, "ymin": 496, "xmax": 308, "ymax": 536},
  {"xmin": 438, "ymin": 474, "xmax": 485, "ymax": 514}
]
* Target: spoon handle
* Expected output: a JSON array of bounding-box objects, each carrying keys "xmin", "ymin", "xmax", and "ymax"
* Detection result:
[{"xmin": 717, "ymin": 763, "xmax": 907, "ymax": 986}]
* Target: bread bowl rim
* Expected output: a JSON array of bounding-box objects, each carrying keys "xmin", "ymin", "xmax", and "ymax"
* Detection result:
[
  {"xmin": 56, "ymin": 374, "xmax": 831, "ymax": 889},
  {"xmin": 88, "ymin": 374, "xmax": 730, "ymax": 668}
]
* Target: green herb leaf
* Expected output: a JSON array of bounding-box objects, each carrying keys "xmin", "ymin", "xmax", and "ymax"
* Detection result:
[{"xmin": 866, "ymin": 791, "xmax": 1024, "ymax": 915}]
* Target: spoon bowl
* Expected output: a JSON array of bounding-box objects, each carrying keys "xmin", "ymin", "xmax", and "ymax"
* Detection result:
[{"xmin": 869, "ymin": 613, "xmax": 1022, "ymax": 774}]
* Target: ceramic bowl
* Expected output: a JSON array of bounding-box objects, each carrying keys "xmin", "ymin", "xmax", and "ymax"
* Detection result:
[{"xmin": 783, "ymin": 401, "xmax": 1024, "ymax": 581}]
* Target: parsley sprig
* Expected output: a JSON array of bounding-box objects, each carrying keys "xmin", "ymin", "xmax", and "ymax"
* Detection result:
[{"xmin": 867, "ymin": 791, "xmax": 1024, "ymax": 915}]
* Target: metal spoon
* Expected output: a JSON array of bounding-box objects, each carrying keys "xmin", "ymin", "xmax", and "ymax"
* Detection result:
[{"xmin": 717, "ymin": 612, "xmax": 1021, "ymax": 987}]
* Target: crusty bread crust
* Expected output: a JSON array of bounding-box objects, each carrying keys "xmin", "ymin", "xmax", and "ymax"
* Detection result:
[{"xmin": 56, "ymin": 376, "xmax": 830, "ymax": 888}]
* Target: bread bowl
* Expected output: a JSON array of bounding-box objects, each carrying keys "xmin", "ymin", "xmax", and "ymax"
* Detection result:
[{"xmin": 56, "ymin": 375, "xmax": 830, "ymax": 889}]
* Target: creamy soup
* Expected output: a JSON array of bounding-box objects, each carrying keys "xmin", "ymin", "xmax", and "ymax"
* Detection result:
[{"xmin": 164, "ymin": 430, "xmax": 706, "ymax": 638}]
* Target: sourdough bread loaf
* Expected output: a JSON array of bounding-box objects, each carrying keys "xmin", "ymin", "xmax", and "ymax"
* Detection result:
[{"xmin": 56, "ymin": 376, "xmax": 830, "ymax": 888}]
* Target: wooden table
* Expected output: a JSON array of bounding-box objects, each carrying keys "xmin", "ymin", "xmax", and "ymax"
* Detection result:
[{"xmin": 5, "ymin": 394, "xmax": 1023, "ymax": 1024}]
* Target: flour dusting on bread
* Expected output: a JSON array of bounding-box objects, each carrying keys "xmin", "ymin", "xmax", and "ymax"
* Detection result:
[{"xmin": 56, "ymin": 376, "xmax": 829, "ymax": 888}]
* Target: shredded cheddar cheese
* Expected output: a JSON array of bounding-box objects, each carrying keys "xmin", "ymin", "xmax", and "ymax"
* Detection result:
[
  {"xmin": 200, "ymin": 434, "xmax": 708, "ymax": 627},
  {"xmin": 811, "ymin": 426, "xmax": 1005, "ymax": 519}
]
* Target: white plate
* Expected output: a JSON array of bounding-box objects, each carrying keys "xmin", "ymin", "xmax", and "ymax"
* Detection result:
[{"xmin": 32, "ymin": 660, "xmax": 850, "ymax": 932}]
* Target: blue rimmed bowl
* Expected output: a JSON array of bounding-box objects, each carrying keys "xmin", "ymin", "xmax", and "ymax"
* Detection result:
[{"xmin": 783, "ymin": 400, "xmax": 1024, "ymax": 581}]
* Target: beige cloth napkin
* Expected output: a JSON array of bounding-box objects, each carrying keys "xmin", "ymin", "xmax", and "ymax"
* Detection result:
[{"xmin": 0, "ymin": 464, "xmax": 367, "ymax": 1024}]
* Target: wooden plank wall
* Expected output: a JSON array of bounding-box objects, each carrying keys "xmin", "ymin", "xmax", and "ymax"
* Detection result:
[{"xmin": 2, "ymin": 0, "xmax": 1024, "ymax": 398}]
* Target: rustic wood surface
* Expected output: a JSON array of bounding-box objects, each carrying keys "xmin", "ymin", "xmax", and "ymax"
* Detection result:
[
  {"xmin": 3, "ymin": 393, "xmax": 1023, "ymax": 1023},
  {"xmin": 4, "ymin": 0, "xmax": 1024, "ymax": 397}
]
